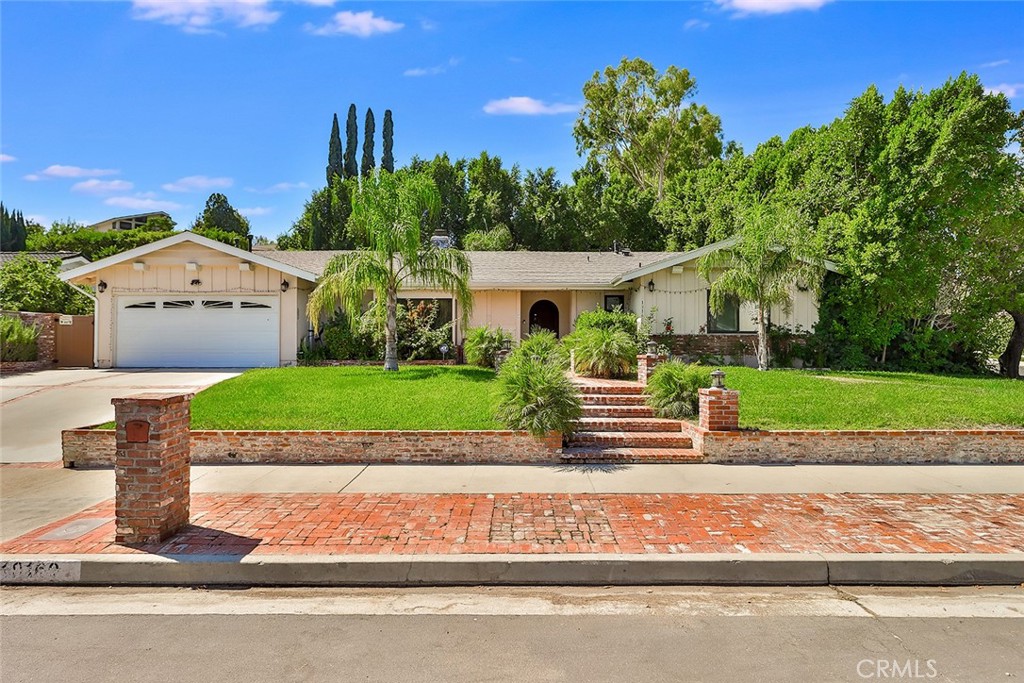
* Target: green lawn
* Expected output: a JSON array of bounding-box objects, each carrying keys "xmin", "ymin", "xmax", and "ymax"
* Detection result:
[
  {"xmin": 179, "ymin": 366, "xmax": 501, "ymax": 430},
  {"xmin": 722, "ymin": 367, "xmax": 1024, "ymax": 430}
]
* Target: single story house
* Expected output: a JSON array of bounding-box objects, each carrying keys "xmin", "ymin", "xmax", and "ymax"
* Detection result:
[
  {"xmin": 60, "ymin": 231, "xmax": 834, "ymax": 368},
  {"xmin": 88, "ymin": 211, "xmax": 172, "ymax": 233},
  {"xmin": 1, "ymin": 251, "xmax": 91, "ymax": 271}
]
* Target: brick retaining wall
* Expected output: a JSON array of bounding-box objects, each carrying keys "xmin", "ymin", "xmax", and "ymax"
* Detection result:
[
  {"xmin": 1, "ymin": 311, "xmax": 58, "ymax": 374},
  {"xmin": 63, "ymin": 429, "xmax": 562, "ymax": 468},
  {"xmin": 679, "ymin": 420, "xmax": 1024, "ymax": 464}
]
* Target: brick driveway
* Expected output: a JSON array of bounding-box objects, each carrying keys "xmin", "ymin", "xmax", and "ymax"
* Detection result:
[{"xmin": 2, "ymin": 493, "xmax": 1022, "ymax": 556}]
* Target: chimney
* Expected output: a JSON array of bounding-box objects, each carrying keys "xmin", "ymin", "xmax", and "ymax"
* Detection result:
[{"xmin": 246, "ymin": 235, "xmax": 254, "ymax": 252}]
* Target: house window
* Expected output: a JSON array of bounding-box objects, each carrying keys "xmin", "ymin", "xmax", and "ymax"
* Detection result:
[
  {"xmin": 707, "ymin": 292, "xmax": 740, "ymax": 333},
  {"xmin": 124, "ymin": 301, "xmax": 157, "ymax": 309},
  {"xmin": 202, "ymin": 300, "xmax": 234, "ymax": 309},
  {"xmin": 240, "ymin": 301, "xmax": 272, "ymax": 309},
  {"xmin": 399, "ymin": 298, "xmax": 453, "ymax": 329},
  {"xmin": 604, "ymin": 295, "xmax": 625, "ymax": 312},
  {"xmin": 163, "ymin": 300, "xmax": 195, "ymax": 310}
]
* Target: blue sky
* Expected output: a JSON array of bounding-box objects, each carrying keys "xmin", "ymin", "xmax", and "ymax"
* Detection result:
[{"xmin": 2, "ymin": 0, "xmax": 1022, "ymax": 239}]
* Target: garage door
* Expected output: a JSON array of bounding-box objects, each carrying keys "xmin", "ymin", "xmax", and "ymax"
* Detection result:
[{"xmin": 116, "ymin": 296, "xmax": 279, "ymax": 368}]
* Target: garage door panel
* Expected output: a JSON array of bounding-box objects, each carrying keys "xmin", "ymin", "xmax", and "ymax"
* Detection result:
[{"xmin": 116, "ymin": 297, "xmax": 279, "ymax": 368}]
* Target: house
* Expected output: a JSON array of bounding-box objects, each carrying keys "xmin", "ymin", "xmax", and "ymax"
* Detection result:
[
  {"xmin": 88, "ymin": 211, "xmax": 171, "ymax": 233},
  {"xmin": 60, "ymin": 231, "xmax": 834, "ymax": 368},
  {"xmin": 1, "ymin": 251, "xmax": 91, "ymax": 272}
]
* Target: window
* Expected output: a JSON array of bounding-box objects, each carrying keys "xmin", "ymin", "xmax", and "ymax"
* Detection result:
[
  {"xmin": 707, "ymin": 292, "xmax": 740, "ymax": 333},
  {"xmin": 604, "ymin": 295, "xmax": 625, "ymax": 312},
  {"xmin": 124, "ymin": 301, "xmax": 156, "ymax": 309},
  {"xmin": 162, "ymin": 300, "xmax": 195, "ymax": 310},
  {"xmin": 202, "ymin": 300, "xmax": 234, "ymax": 309},
  {"xmin": 399, "ymin": 298, "xmax": 453, "ymax": 328},
  {"xmin": 240, "ymin": 301, "xmax": 272, "ymax": 309}
]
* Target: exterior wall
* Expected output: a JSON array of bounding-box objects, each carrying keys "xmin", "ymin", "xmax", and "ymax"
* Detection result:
[
  {"xmin": 519, "ymin": 290, "xmax": 572, "ymax": 338},
  {"xmin": 81, "ymin": 243, "xmax": 301, "ymax": 367},
  {"xmin": 0, "ymin": 311, "xmax": 58, "ymax": 373},
  {"xmin": 63, "ymin": 429, "xmax": 562, "ymax": 467},
  {"xmin": 628, "ymin": 264, "xmax": 820, "ymax": 335},
  {"xmin": 467, "ymin": 290, "xmax": 520, "ymax": 340},
  {"xmin": 571, "ymin": 290, "xmax": 634, "ymax": 324}
]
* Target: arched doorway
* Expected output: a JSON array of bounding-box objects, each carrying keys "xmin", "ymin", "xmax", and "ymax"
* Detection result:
[{"xmin": 529, "ymin": 300, "xmax": 560, "ymax": 337}]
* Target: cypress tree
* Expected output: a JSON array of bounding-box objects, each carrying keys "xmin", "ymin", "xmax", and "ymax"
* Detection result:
[
  {"xmin": 343, "ymin": 104, "xmax": 359, "ymax": 179},
  {"xmin": 326, "ymin": 113, "xmax": 343, "ymax": 185},
  {"xmin": 361, "ymin": 108, "xmax": 376, "ymax": 178},
  {"xmin": 1, "ymin": 203, "xmax": 27, "ymax": 251},
  {"xmin": 382, "ymin": 109, "xmax": 395, "ymax": 173}
]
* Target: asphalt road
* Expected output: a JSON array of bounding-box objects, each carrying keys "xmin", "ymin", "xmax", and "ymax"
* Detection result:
[{"xmin": 2, "ymin": 586, "xmax": 1022, "ymax": 682}]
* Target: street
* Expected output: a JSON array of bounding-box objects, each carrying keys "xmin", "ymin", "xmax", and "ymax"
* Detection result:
[{"xmin": 2, "ymin": 586, "xmax": 1022, "ymax": 682}]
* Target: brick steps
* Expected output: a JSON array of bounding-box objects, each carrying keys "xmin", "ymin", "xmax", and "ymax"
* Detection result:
[
  {"xmin": 561, "ymin": 446, "xmax": 703, "ymax": 464},
  {"xmin": 573, "ymin": 383, "xmax": 645, "ymax": 395},
  {"xmin": 576, "ymin": 417, "xmax": 683, "ymax": 433},
  {"xmin": 569, "ymin": 431, "xmax": 694, "ymax": 449},
  {"xmin": 580, "ymin": 394, "xmax": 648, "ymax": 406},
  {"xmin": 582, "ymin": 405, "xmax": 656, "ymax": 418}
]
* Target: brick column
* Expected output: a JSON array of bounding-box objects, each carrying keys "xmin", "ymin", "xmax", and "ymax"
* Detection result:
[
  {"xmin": 637, "ymin": 353, "xmax": 667, "ymax": 385},
  {"xmin": 699, "ymin": 387, "xmax": 740, "ymax": 432},
  {"xmin": 113, "ymin": 393, "xmax": 193, "ymax": 544}
]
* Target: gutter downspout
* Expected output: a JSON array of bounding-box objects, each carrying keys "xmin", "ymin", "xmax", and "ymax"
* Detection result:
[{"xmin": 65, "ymin": 281, "xmax": 99, "ymax": 368}]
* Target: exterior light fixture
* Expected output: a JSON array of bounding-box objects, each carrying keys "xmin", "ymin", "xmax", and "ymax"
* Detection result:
[
  {"xmin": 280, "ymin": 280, "xmax": 290, "ymax": 292},
  {"xmin": 97, "ymin": 280, "xmax": 107, "ymax": 293},
  {"xmin": 133, "ymin": 261, "xmax": 146, "ymax": 271},
  {"xmin": 711, "ymin": 369, "xmax": 726, "ymax": 389},
  {"xmin": 646, "ymin": 340, "xmax": 658, "ymax": 355},
  {"xmin": 190, "ymin": 279, "xmax": 202, "ymax": 286},
  {"xmin": 239, "ymin": 262, "xmax": 253, "ymax": 272},
  {"xmin": 647, "ymin": 279, "xmax": 655, "ymax": 293},
  {"xmin": 185, "ymin": 262, "xmax": 199, "ymax": 272},
  {"xmin": 502, "ymin": 338, "xmax": 512, "ymax": 351}
]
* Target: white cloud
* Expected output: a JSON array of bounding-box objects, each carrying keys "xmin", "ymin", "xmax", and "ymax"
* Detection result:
[
  {"xmin": 104, "ymin": 196, "xmax": 185, "ymax": 211},
  {"xmin": 24, "ymin": 165, "xmax": 119, "ymax": 181},
  {"xmin": 716, "ymin": 0, "xmax": 834, "ymax": 15},
  {"xmin": 404, "ymin": 57, "xmax": 460, "ymax": 77},
  {"xmin": 246, "ymin": 181, "xmax": 309, "ymax": 193},
  {"xmin": 986, "ymin": 83, "xmax": 1023, "ymax": 98},
  {"xmin": 72, "ymin": 179, "xmax": 134, "ymax": 194},
  {"xmin": 297, "ymin": 0, "xmax": 337, "ymax": 5},
  {"xmin": 0, "ymin": 154, "xmax": 15, "ymax": 163},
  {"xmin": 238, "ymin": 206, "xmax": 273, "ymax": 217},
  {"xmin": 162, "ymin": 175, "xmax": 234, "ymax": 192},
  {"xmin": 304, "ymin": 10, "xmax": 403, "ymax": 37},
  {"xmin": 684, "ymin": 18, "xmax": 710, "ymax": 30},
  {"xmin": 131, "ymin": 0, "xmax": 281, "ymax": 34},
  {"xmin": 981, "ymin": 59, "xmax": 1010, "ymax": 69},
  {"xmin": 483, "ymin": 97, "xmax": 579, "ymax": 116}
]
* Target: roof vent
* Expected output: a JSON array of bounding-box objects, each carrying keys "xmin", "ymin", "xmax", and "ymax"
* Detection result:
[{"xmin": 430, "ymin": 227, "xmax": 452, "ymax": 249}]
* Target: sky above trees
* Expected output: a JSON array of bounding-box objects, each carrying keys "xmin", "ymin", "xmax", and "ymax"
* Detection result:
[{"xmin": 1, "ymin": 0, "xmax": 1021, "ymax": 238}]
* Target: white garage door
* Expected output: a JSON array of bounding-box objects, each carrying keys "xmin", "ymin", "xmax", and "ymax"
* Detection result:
[{"xmin": 116, "ymin": 296, "xmax": 280, "ymax": 368}]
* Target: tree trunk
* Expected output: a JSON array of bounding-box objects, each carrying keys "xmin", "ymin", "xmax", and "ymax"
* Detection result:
[
  {"xmin": 384, "ymin": 288, "xmax": 399, "ymax": 372},
  {"xmin": 998, "ymin": 310, "xmax": 1024, "ymax": 380},
  {"xmin": 756, "ymin": 303, "xmax": 769, "ymax": 371}
]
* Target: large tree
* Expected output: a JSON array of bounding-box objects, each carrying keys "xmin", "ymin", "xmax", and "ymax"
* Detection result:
[
  {"xmin": 307, "ymin": 172, "xmax": 473, "ymax": 371},
  {"xmin": 190, "ymin": 193, "xmax": 250, "ymax": 236},
  {"xmin": 466, "ymin": 151, "xmax": 520, "ymax": 243},
  {"xmin": 0, "ymin": 254, "xmax": 93, "ymax": 314},
  {"xmin": 1, "ymin": 203, "xmax": 28, "ymax": 251},
  {"xmin": 574, "ymin": 57, "xmax": 723, "ymax": 201},
  {"xmin": 698, "ymin": 203, "xmax": 825, "ymax": 371},
  {"xmin": 362, "ymin": 108, "xmax": 376, "ymax": 178},
  {"xmin": 326, "ymin": 113, "xmax": 343, "ymax": 184},
  {"xmin": 344, "ymin": 103, "xmax": 359, "ymax": 179},
  {"xmin": 382, "ymin": 109, "xmax": 395, "ymax": 173}
]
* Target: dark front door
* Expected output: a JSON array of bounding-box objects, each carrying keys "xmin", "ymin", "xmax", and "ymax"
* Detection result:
[{"xmin": 528, "ymin": 300, "xmax": 559, "ymax": 337}]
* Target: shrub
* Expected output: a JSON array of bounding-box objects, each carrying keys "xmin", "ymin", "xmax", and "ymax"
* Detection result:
[
  {"xmin": 496, "ymin": 349, "xmax": 581, "ymax": 436},
  {"xmin": 502, "ymin": 330, "xmax": 568, "ymax": 372},
  {"xmin": 0, "ymin": 255, "xmax": 93, "ymax": 315},
  {"xmin": 574, "ymin": 307, "xmax": 640, "ymax": 342},
  {"xmin": 464, "ymin": 325, "xmax": 512, "ymax": 368},
  {"xmin": 319, "ymin": 300, "xmax": 454, "ymax": 362},
  {"xmin": 320, "ymin": 310, "xmax": 377, "ymax": 361},
  {"xmin": 0, "ymin": 316, "xmax": 39, "ymax": 362},
  {"xmin": 566, "ymin": 327, "xmax": 638, "ymax": 378},
  {"xmin": 646, "ymin": 362, "xmax": 711, "ymax": 419}
]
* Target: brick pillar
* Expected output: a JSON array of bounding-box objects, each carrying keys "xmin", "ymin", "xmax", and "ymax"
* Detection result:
[
  {"xmin": 637, "ymin": 353, "xmax": 667, "ymax": 385},
  {"xmin": 113, "ymin": 393, "xmax": 193, "ymax": 544},
  {"xmin": 698, "ymin": 387, "xmax": 740, "ymax": 432}
]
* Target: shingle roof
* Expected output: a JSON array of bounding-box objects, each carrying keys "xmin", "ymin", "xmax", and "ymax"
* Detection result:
[
  {"xmin": 0, "ymin": 251, "xmax": 87, "ymax": 265},
  {"xmin": 262, "ymin": 250, "xmax": 680, "ymax": 288}
]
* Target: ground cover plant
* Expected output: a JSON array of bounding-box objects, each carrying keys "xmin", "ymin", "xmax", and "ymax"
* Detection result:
[
  {"xmin": 0, "ymin": 316, "xmax": 39, "ymax": 361},
  {"xmin": 157, "ymin": 366, "xmax": 501, "ymax": 430},
  {"xmin": 722, "ymin": 367, "xmax": 1024, "ymax": 430}
]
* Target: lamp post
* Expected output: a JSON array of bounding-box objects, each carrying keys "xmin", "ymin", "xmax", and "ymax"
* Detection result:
[{"xmin": 711, "ymin": 369, "xmax": 726, "ymax": 389}]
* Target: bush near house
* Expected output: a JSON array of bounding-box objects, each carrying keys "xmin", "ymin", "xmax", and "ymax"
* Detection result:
[
  {"xmin": 646, "ymin": 362, "xmax": 711, "ymax": 419},
  {"xmin": 0, "ymin": 315, "xmax": 39, "ymax": 361},
  {"xmin": 464, "ymin": 325, "xmax": 512, "ymax": 368},
  {"xmin": 496, "ymin": 342, "xmax": 581, "ymax": 436},
  {"xmin": 315, "ymin": 300, "xmax": 454, "ymax": 362},
  {"xmin": 573, "ymin": 307, "xmax": 641, "ymax": 343},
  {"xmin": 565, "ymin": 327, "xmax": 638, "ymax": 379},
  {"xmin": 0, "ymin": 255, "xmax": 93, "ymax": 315}
]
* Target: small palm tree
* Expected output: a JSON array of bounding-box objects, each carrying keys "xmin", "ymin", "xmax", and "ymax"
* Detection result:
[
  {"xmin": 307, "ymin": 172, "xmax": 473, "ymax": 371},
  {"xmin": 698, "ymin": 203, "xmax": 825, "ymax": 371}
]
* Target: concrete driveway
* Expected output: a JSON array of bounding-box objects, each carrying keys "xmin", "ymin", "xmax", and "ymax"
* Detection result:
[{"xmin": 0, "ymin": 369, "xmax": 241, "ymax": 463}]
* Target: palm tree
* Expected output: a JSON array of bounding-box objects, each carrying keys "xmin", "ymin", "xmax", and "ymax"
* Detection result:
[
  {"xmin": 307, "ymin": 172, "xmax": 473, "ymax": 371},
  {"xmin": 698, "ymin": 203, "xmax": 825, "ymax": 371}
]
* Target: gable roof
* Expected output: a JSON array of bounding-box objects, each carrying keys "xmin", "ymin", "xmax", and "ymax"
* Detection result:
[
  {"xmin": 1, "ymin": 251, "xmax": 88, "ymax": 264},
  {"xmin": 87, "ymin": 211, "xmax": 171, "ymax": 228},
  {"xmin": 60, "ymin": 231, "xmax": 319, "ymax": 283},
  {"xmin": 263, "ymin": 249, "xmax": 677, "ymax": 289}
]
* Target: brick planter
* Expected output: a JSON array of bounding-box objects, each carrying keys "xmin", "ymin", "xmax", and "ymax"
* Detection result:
[
  {"xmin": 63, "ymin": 428, "xmax": 562, "ymax": 468},
  {"xmin": 1, "ymin": 311, "xmax": 58, "ymax": 375}
]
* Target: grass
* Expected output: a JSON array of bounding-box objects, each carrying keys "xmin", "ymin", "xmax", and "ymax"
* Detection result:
[
  {"xmin": 722, "ymin": 367, "xmax": 1024, "ymax": 430},
  {"xmin": 152, "ymin": 366, "xmax": 501, "ymax": 430}
]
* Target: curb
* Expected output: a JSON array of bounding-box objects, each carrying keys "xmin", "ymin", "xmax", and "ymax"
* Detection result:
[{"xmin": 3, "ymin": 553, "xmax": 1023, "ymax": 587}]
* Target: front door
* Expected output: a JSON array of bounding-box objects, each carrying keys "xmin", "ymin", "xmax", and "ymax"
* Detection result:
[{"xmin": 528, "ymin": 300, "xmax": 559, "ymax": 337}]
